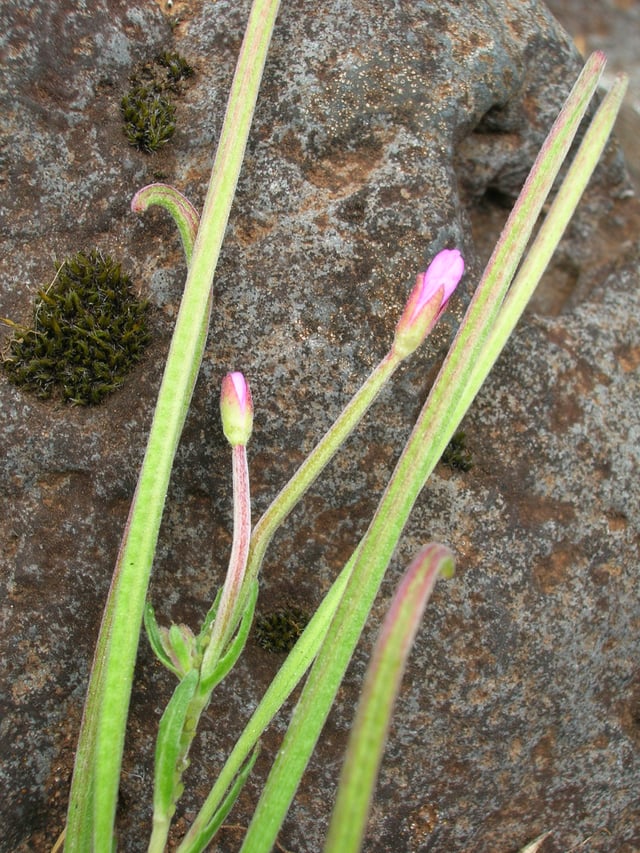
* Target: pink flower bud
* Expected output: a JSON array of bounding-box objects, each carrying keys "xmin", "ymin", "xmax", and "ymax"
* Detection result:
[
  {"xmin": 220, "ymin": 371, "xmax": 253, "ymax": 446},
  {"xmin": 393, "ymin": 248, "xmax": 465, "ymax": 357}
]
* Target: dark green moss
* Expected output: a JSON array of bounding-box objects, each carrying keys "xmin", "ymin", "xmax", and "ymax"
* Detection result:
[
  {"xmin": 156, "ymin": 51, "xmax": 195, "ymax": 84},
  {"xmin": 121, "ymin": 85, "xmax": 176, "ymax": 153},
  {"xmin": 441, "ymin": 430, "xmax": 474, "ymax": 472},
  {"xmin": 2, "ymin": 250, "xmax": 150, "ymax": 405},
  {"xmin": 255, "ymin": 606, "xmax": 311, "ymax": 653},
  {"xmin": 121, "ymin": 52, "xmax": 194, "ymax": 153}
]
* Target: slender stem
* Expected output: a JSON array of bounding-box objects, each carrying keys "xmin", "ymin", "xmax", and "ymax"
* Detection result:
[
  {"xmin": 177, "ymin": 552, "xmax": 357, "ymax": 853},
  {"xmin": 148, "ymin": 442, "xmax": 251, "ymax": 853},
  {"xmin": 131, "ymin": 183, "xmax": 200, "ymax": 266},
  {"xmin": 64, "ymin": 1, "xmax": 282, "ymax": 849},
  {"xmin": 324, "ymin": 544, "xmax": 454, "ymax": 853},
  {"xmin": 237, "ymin": 349, "xmax": 401, "ymax": 608},
  {"xmin": 238, "ymin": 53, "xmax": 610, "ymax": 853},
  {"xmin": 177, "ymin": 349, "xmax": 407, "ymax": 849},
  {"xmin": 201, "ymin": 443, "xmax": 252, "ymax": 678},
  {"xmin": 454, "ymin": 72, "xmax": 629, "ymax": 427}
]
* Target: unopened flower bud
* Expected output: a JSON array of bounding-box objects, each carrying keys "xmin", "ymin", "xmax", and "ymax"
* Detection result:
[
  {"xmin": 220, "ymin": 371, "xmax": 253, "ymax": 446},
  {"xmin": 158, "ymin": 622, "xmax": 198, "ymax": 678},
  {"xmin": 393, "ymin": 248, "xmax": 464, "ymax": 357}
]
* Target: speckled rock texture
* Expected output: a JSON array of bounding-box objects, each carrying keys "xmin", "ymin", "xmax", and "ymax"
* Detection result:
[
  {"xmin": 0, "ymin": 1, "xmax": 638, "ymax": 851},
  {"xmin": 546, "ymin": 0, "xmax": 640, "ymax": 190}
]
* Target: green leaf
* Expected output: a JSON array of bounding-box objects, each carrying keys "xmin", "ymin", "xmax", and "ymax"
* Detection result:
[
  {"xmin": 181, "ymin": 744, "xmax": 261, "ymax": 853},
  {"xmin": 177, "ymin": 557, "xmax": 354, "ymax": 852},
  {"xmin": 64, "ymin": 1, "xmax": 283, "ymax": 847},
  {"xmin": 199, "ymin": 580, "xmax": 259, "ymax": 694},
  {"xmin": 131, "ymin": 183, "xmax": 200, "ymax": 266},
  {"xmin": 144, "ymin": 602, "xmax": 182, "ymax": 677},
  {"xmin": 324, "ymin": 544, "xmax": 454, "ymax": 853},
  {"xmin": 238, "ymin": 52, "xmax": 618, "ymax": 853},
  {"xmin": 196, "ymin": 588, "xmax": 223, "ymax": 649},
  {"xmin": 149, "ymin": 670, "xmax": 199, "ymax": 852},
  {"xmin": 168, "ymin": 623, "xmax": 197, "ymax": 676}
]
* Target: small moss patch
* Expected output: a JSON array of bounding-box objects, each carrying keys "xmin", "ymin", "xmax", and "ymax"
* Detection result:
[
  {"xmin": 255, "ymin": 606, "xmax": 311, "ymax": 653},
  {"xmin": 121, "ymin": 86, "xmax": 176, "ymax": 152},
  {"xmin": 156, "ymin": 51, "xmax": 195, "ymax": 84},
  {"xmin": 441, "ymin": 430, "xmax": 474, "ymax": 472},
  {"xmin": 121, "ymin": 52, "xmax": 194, "ymax": 153},
  {"xmin": 2, "ymin": 250, "xmax": 150, "ymax": 405}
]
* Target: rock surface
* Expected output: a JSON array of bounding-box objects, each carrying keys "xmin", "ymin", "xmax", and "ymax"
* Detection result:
[
  {"xmin": 546, "ymin": 0, "xmax": 640, "ymax": 190},
  {"xmin": 0, "ymin": 1, "xmax": 638, "ymax": 851}
]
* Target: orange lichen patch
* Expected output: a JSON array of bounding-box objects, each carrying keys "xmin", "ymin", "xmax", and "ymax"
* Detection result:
[
  {"xmin": 511, "ymin": 492, "xmax": 577, "ymax": 536},
  {"xmin": 531, "ymin": 540, "xmax": 583, "ymax": 594},
  {"xmin": 530, "ymin": 728, "xmax": 558, "ymax": 773},
  {"xmin": 407, "ymin": 800, "xmax": 439, "ymax": 844},
  {"xmin": 11, "ymin": 645, "xmax": 51, "ymax": 701},
  {"xmin": 548, "ymin": 327, "xmax": 612, "ymax": 390},
  {"xmin": 606, "ymin": 511, "xmax": 628, "ymax": 533},
  {"xmin": 616, "ymin": 670, "xmax": 640, "ymax": 748},
  {"xmin": 278, "ymin": 128, "xmax": 305, "ymax": 163},
  {"xmin": 303, "ymin": 142, "xmax": 385, "ymax": 194},
  {"xmin": 451, "ymin": 534, "xmax": 485, "ymax": 572},
  {"xmin": 615, "ymin": 341, "xmax": 640, "ymax": 373},
  {"xmin": 544, "ymin": 325, "xmax": 613, "ymax": 431},
  {"xmin": 232, "ymin": 212, "xmax": 276, "ymax": 247},
  {"xmin": 590, "ymin": 561, "xmax": 623, "ymax": 586},
  {"xmin": 508, "ymin": 736, "xmax": 525, "ymax": 762}
]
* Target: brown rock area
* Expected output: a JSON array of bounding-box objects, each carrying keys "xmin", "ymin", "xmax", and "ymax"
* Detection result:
[{"xmin": 0, "ymin": 1, "xmax": 638, "ymax": 851}]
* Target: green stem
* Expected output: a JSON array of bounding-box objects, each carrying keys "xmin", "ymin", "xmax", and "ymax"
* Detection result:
[
  {"xmin": 177, "ymin": 552, "xmax": 356, "ymax": 853},
  {"xmin": 455, "ymin": 71, "xmax": 629, "ymax": 426},
  {"xmin": 131, "ymin": 183, "xmax": 200, "ymax": 266},
  {"xmin": 324, "ymin": 543, "xmax": 454, "ymax": 853},
  {"xmin": 148, "ymin": 440, "xmax": 252, "ymax": 853},
  {"xmin": 159, "ymin": 347, "xmax": 406, "ymax": 850},
  {"xmin": 177, "ymin": 348, "xmax": 405, "ymax": 850},
  {"xmin": 177, "ymin": 328, "xmax": 439, "ymax": 850},
  {"xmin": 238, "ymin": 52, "xmax": 611, "ymax": 853},
  {"xmin": 177, "ymin": 53, "xmax": 624, "ymax": 853},
  {"xmin": 235, "ymin": 349, "xmax": 401, "ymax": 616},
  {"xmin": 201, "ymin": 442, "xmax": 252, "ymax": 673},
  {"xmin": 64, "ymin": 1, "xmax": 282, "ymax": 849}
]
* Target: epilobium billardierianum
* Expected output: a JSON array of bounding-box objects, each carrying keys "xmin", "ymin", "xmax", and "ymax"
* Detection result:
[
  {"xmin": 393, "ymin": 248, "xmax": 465, "ymax": 357},
  {"xmin": 220, "ymin": 371, "xmax": 253, "ymax": 447}
]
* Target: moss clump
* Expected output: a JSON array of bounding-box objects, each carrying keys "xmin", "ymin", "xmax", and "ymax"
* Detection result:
[
  {"xmin": 121, "ymin": 52, "xmax": 194, "ymax": 153},
  {"xmin": 255, "ymin": 606, "xmax": 311, "ymax": 653},
  {"xmin": 121, "ymin": 85, "xmax": 176, "ymax": 153},
  {"xmin": 2, "ymin": 250, "xmax": 150, "ymax": 405},
  {"xmin": 156, "ymin": 51, "xmax": 195, "ymax": 84},
  {"xmin": 441, "ymin": 430, "xmax": 474, "ymax": 472}
]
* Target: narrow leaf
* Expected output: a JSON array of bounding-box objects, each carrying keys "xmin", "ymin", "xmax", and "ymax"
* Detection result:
[
  {"xmin": 199, "ymin": 580, "xmax": 259, "ymax": 694},
  {"xmin": 65, "ymin": 1, "xmax": 283, "ymax": 847},
  {"xmin": 149, "ymin": 670, "xmax": 199, "ymax": 852},
  {"xmin": 131, "ymin": 183, "xmax": 200, "ymax": 266},
  {"xmin": 144, "ymin": 602, "xmax": 182, "ymax": 677},
  {"xmin": 238, "ymin": 53, "xmax": 610, "ymax": 853},
  {"xmin": 168, "ymin": 623, "xmax": 196, "ymax": 676},
  {"xmin": 519, "ymin": 830, "xmax": 553, "ymax": 852},
  {"xmin": 324, "ymin": 544, "xmax": 454, "ymax": 853},
  {"xmin": 177, "ymin": 556, "xmax": 354, "ymax": 851},
  {"xmin": 197, "ymin": 588, "xmax": 223, "ymax": 648},
  {"xmin": 181, "ymin": 745, "xmax": 261, "ymax": 853}
]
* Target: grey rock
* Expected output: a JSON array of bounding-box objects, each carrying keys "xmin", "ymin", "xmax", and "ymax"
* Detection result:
[{"xmin": 0, "ymin": 0, "xmax": 638, "ymax": 851}]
